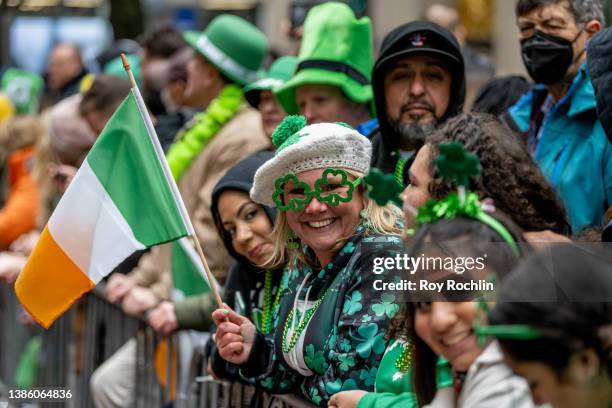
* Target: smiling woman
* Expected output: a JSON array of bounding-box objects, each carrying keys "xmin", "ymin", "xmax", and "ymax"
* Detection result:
[
  {"xmin": 211, "ymin": 115, "xmax": 405, "ymax": 406},
  {"xmin": 405, "ymin": 215, "xmax": 536, "ymax": 408}
]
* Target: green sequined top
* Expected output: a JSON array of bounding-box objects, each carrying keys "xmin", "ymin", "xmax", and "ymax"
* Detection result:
[{"xmin": 356, "ymin": 339, "xmax": 453, "ymax": 408}]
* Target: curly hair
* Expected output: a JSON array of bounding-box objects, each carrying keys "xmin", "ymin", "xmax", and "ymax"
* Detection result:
[{"xmin": 426, "ymin": 112, "xmax": 571, "ymax": 235}]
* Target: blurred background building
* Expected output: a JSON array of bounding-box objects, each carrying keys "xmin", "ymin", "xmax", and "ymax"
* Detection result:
[{"xmin": 1, "ymin": 0, "xmax": 611, "ymax": 105}]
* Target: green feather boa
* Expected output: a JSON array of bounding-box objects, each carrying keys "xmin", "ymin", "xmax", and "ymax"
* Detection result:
[{"xmin": 167, "ymin": 84, "xmax": 243, "ymax": 180}]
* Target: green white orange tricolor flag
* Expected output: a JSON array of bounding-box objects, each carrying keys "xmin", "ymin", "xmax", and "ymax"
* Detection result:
[
  {"xmin": 15, "ymin": 87, "xmax": 194, "ymax": 328},
  {"xmin": 171, "ymin": 237, "xmax": 220, "ymax": 299}
]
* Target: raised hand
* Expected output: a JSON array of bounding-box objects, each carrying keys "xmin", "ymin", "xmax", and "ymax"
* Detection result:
[{"xmin": 212, "ymin": 305, "xmax": 256, "ymax": 365}]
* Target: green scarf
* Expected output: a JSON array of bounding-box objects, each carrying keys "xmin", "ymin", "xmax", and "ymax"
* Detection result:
[{"xmin": 167, "ymin": 84, "xmax": 243, "ymax": 180}]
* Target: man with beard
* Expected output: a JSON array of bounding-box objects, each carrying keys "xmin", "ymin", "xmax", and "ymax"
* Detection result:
[{"xmin": 370, "ymin": 21, "xmax": 465, "ymax": 186}]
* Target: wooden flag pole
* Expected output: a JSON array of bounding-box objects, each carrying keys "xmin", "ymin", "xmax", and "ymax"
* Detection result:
[{"xmin": 120, "ymin": 54, "xmax": 225, "ymax": 310}]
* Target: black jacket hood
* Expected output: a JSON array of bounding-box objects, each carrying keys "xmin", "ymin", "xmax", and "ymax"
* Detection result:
[
  {"xmin": 372, "ymin": 20, "xmax": 466, "ymax": 153},
  {"xmin": 211, "ymin": 150, "xmax": 275, "ymax": 271}
]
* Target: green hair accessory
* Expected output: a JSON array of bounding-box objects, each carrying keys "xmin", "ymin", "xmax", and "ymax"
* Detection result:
[
  {"xmin": 473, "ymin": 322, "xmax": 543, "ymax": 347},
  {"xmin": 472, "ymin": 274, "xmax": 541, "ymax": 346},
  {"xmin": 435, "ymin": 142, "xmax": 481, "ymax": 188},
  {"xmin": 363, "ymin": 168, "xmax": 404, "ymax": 207},
  {"xmin": 418, "ymin": 143, "xmax": 519, "ymax": 255},
  {"xmin": 416, "ymin": 192, "xmax": 520, "ymax": 255},
  {"xmin": 273, "ymin": 168, "xmax": 361, "ymax": 212}
]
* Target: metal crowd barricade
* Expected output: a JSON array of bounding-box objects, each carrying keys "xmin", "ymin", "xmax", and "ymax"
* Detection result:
[
  {"xmin": 184, "ymin": 339, "xmax": 317, "ymax": 408},
  {"xmin": 2, "ymin": 280, "xmax": 319, "ymax": 408},
  {"xmin": 0, "ymin": 283, "xmax": 38, "ymax": 396},
  {"xmin": 0, "ymin": 281, "xmax": 181, "ymax": 407},
  {"xmin": 78, "ymin": 284, "xmax": 141, "ymax": 407},
  {"xmin": 82, "ymin": 283, "xmax": 179, "ymax": 408}
]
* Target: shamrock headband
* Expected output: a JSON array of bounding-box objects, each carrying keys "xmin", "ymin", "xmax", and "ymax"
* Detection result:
[
  {"xmin": 473, "ymin": 321, "xmax": 543, "ymax": 342},
  {"xmin": 364, "ymin": 143, "xmax": 519, "ymax": 255},
  {"xmin": 471, "ymin": 290, "xmax": 542, "ymax": 346},
  {"xmin": 273, "ymin": 168, "xmax": 362, "ymax": 212}
]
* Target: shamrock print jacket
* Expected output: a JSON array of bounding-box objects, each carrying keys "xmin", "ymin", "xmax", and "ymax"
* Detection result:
[{"xmin": 239, "ymin": 225, "xmax": 405, "ymax": 406}]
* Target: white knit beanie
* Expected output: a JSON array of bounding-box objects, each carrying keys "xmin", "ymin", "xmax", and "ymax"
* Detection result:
[{"xmin": 250, "ymin": 115, "xmax": 371, "ymax": 207}]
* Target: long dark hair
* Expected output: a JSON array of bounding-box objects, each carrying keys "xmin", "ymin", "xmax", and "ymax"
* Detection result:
[
  {"xmin": 426, "ymin": 113, "xmax": 571, "ymax": 235},
  {"xmin": 489, "ymin": 245, "xmax": 612, "ymax": 379},
  {"xmin": 400, "ymin": 214, "xmax": 526, "ymax": 405}
]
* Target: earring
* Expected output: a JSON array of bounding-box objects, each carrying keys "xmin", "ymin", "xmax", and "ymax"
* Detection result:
[
  {"xmin": 287, "ymin": 229, "xmax": 300, "ymax": 250},
  {"xmin": 360, "ymin": 209, "xmax": 374, "ymax": 231}
]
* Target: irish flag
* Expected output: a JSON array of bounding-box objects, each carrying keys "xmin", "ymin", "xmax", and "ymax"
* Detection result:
[
  {"xmin": 15, "ymin": 87, "xmax": 193, "ymax": 329},
  {"xmin": 171, "ymin": 238, "xmax": 219, "ymax": 299}
]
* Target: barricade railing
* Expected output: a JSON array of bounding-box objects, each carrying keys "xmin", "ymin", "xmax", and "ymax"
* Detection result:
[
  {"xmin": 0, "ymin": 283, "xmax": 38, "ymax": 397},
  {"xmin": 1, "ymin": 281, "xmax": 318, "ymax": 408},
  {"xmin": 0, "ymin": 281, "xmax": 178, "ymax": 407},
  {"xmin": 184, "ymin": 338, "xmax": 317, "ymax": 408}
]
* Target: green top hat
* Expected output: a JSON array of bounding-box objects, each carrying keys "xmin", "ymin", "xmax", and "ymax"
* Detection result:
[
  {"xmin": 274, "ymin": 2, "xmax": 374, "ymax": 114},
  {"xmin": 244, "ymin": 56, "xmax": 298, "ymax": 109},
  {"xmin": 183, "ymin": 14, "xmax": 268, "ymax": 86}
]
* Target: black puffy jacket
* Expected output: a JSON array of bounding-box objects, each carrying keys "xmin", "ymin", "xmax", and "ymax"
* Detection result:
[{"xmin": 587, "ymin": 26, "xmax": 612, "ymax": 144}]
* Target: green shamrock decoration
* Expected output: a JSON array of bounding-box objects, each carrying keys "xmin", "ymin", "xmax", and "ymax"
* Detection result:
[
  {"xmin": 351, "ymin": 323, "xmax": 386, "ymax": 358},
  {"xmin": 273, "ymin": 168, "xmax": 361, "ymax": 212},
  {"xmin": 338, "ymin": 353, "xmax": 356, "ymax": 371},
  {"xmin": 416, "ymin": 192, "xmax": 481, "ymax": 225},
  {"xmin": 371, "ymin": 293, "xmax": 400, "ymax": 318},
  {"xmin": 272, "ymin": 173, "xmax": 312, "ymax": 212},
  {"xmin": 364, "ymin": 168, "xmax": 404, "ymax": 207},
  {"xmin": 325, "ymin": 378, "xmax": 358, "ymax": 395},
  {"xmin": 359, "ymin": 367, "xmax": 378, "ymax": 387},
  {"xmin": 342, "ymin": 291, "xmax": 363, "ymax": 316},
  {"xmin": 314, "ymin": 168, "xmax": 358, "ymax": 206},
  {"xmin": 304, "ymin": 344, "xmax": 329, "ymax": 374},
  {"xmin": 435, "ymin": 142, "xmax": 481, "ymax": 187}
]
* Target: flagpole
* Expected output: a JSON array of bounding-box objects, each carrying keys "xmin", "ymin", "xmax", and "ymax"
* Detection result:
[{"xmin": 120, "ymin": 54, "xmax": 224, "ymax": 309}]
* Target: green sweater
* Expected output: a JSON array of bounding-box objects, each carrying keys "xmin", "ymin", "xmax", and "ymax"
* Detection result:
[{"xmin": 357, "ymin": 339, "xmax": 453, "ymax": 408}]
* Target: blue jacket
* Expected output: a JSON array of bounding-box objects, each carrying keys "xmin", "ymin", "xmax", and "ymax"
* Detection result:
[{"xmin": 508, "ymin": 64, "xmax": 612, "ymax": 233}]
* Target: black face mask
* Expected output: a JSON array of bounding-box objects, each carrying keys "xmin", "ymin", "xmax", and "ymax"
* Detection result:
[{"xmin": 520, "ymin": 30, "xmax": 583, "ymax": 85}]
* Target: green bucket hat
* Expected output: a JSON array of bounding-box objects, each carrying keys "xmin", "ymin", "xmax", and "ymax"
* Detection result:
[
  {"xmin": 244, "ymin": 55, "xmax": 298, "ymax": 109},
  {"xmin": 274, "ymin": 2, "xmax": 373, "ymax": 115},
  {"xmin": 184, "ymin": 14, "xmax": 268, "ymax": 86}
]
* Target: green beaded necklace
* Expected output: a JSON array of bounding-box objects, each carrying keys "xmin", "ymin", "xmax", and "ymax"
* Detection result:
[
  {"xmin": 281, "ymin": 291, "xmax": 328, "ymax": 353},
  {"xmin": 394, "ymin": 152, "xmax": 408, "ymax": 187},
  {"xmin": 261, "ymin": 270, "xmax": 284, "ymax": 335},
  {"xmin": 395, "ymin": 339, "xmax": 414, "ymax": 373}
]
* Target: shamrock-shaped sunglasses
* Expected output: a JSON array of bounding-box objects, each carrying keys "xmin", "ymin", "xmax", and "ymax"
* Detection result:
[{"xmin": 273, "ymin": 168, "xmax": 362, "ymax": 212}]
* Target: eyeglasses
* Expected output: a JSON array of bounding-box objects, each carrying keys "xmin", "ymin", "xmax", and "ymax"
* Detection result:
[{"xmin": 273, "ymin": 168, "xmax": 362, "ymax": 212}]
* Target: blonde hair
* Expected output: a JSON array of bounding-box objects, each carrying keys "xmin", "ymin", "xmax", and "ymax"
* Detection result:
[
  {"xmin": 262, "ymin": 169, "xmax": 403, "ymax": 269},
  {"xmin": 0, "ymin": 115, "xmax": 43, "ymax": 163}
]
